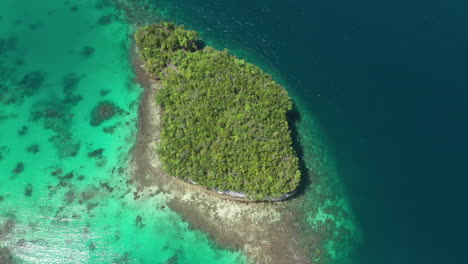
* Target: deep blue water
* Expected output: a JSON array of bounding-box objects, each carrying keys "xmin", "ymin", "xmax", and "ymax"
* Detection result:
[{"xmin": 156, "ymin": 0, "xmax": 468, "ymax": 263}]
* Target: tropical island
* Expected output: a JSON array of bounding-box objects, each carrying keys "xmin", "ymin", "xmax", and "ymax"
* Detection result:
[{"xmin": 134, "ymin": 22, "xmax": 301, "ymax": 200}]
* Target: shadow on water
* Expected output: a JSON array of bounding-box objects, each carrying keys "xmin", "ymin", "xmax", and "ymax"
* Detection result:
[{"xmin": 287, "ymin": 103, "xmax": 311, "ymax": 198}]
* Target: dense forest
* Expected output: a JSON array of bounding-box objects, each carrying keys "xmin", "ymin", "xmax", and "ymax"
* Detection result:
[{"xmin": 135, "ymin": 23, "xmax": 300, "ymax": 199}]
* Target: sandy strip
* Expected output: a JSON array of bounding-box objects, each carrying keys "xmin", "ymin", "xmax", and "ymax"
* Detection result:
[{"xmin": 129, "ymin": 46, "xmax": 312, "ymax": 264}]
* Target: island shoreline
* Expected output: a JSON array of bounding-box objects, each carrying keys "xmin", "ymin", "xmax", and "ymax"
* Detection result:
[{"xmin": 129, "ymin": 44, "xmax": 312, "ymax": 264}]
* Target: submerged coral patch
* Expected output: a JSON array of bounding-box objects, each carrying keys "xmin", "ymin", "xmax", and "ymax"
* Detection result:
[
  {"xmin": 88, "ymin": 148, "xmax": 104, "ymax": 158},
  {"xmin": 62, "ymin": 172, "xmax": 74, "ymax": 180},
  {"xmin": 63, "ymin": 73, "xmax": 81, "ymax": 94},
  {"xmin": 97, "ymin": 15, "xmax": 112, "ymax": 25},
  {"xmin": 63, "ymin": 94, "xmax": 83, "ymax": 105},
  {"xmin": 24, "ymin": 184, "xmax": 33, "ymax": 196},
  {"xmin": 17, "ymin": 71, "xmax": 45, "ymax": 97},
  {"xmin": 81, "ymin": 46, "xmax": 95, "ymax": 58},
  {"xmin": 100, "ymin": 182, "xmax": 114, "ymax": 192},
  {"xmin": 89, "ymin": 242, "xmax": 96, "ymax": 251},
  {"xmin": 16, "ymin": 238, "xmax": 26, "ymax": 246},
  {"xmin": 17, "ymin": 125, "xmax": 28, "ymax": 136},
  {"xmin": 51, "ymin": 168, "xmax": 62, "ymax": 176},
  {"xmin": 28, "ymin": 22, "xmax": 41, "ymax": 31},
  {"xmin": 0, "ymin": 36, "xmax": 17, "ymax": 55},
  {"xmin": 48, "ymin": 134, "xmax": 80, "ymax": 158},
  {"xmin": 12, "ymin": 162, "xmax": 24, "ymax": 174},
  {"xmin": 0, "ymin": 146, "xmax": 8, "ymax": 161},
  {"xmin": 95, "ymin": 0, "xmax": 112, "ymax": 9},
  {"xmin": 65, "ymin": 190, "xmax": 76, "ymax": 204},
  {"xmin": 86, "ymin": 202, "xmax": 99, "ymax": 213},
  {"xmin": 103, "ymin": 124, "xmax": 117, "ymax": 134},
  {"xmin": 90, "ymin": 101, "xmax": 123, "ymax": 126},
  {"xmin": 100, "ymin": 89, "xmax": 110, "ymax": 96},
  {"xmin": 26, "ymin": 144, "xmax": 40, "ymax": 154},
  {"xmin": 135, "ymin": 215, "xmax": 145, "ymax": 228},
  {"xmin": 3, "ymin": 71, "xmax": 45, "ymax": 105}
]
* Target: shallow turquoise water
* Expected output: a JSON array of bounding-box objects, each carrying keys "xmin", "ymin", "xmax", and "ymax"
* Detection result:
[{"xmin": 0, "ymin": 1, "xmax": 245, "ymax": 263}]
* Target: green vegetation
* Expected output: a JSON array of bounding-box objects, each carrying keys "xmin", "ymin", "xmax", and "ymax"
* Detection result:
[
  {"xmin": 135, "ymin": 23, "xmax": 300, "ymax": 199},
  {"xmin": 135, "ymin": 22, "xmax": 198, "ymax": 79}
]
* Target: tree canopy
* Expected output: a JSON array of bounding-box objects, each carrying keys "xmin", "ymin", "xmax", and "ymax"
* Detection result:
[{"xmin": 135, "ymin": 23, "xmax": 300, "ymax": 200}]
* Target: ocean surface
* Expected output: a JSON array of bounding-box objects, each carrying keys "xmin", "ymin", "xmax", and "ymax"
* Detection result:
[{"xmin": 1, "ymin": 0, "xmax": 467, "ymax": 264}]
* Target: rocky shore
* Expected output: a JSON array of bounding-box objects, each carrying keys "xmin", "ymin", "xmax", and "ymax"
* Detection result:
[{"xmin": 129, "ymin": 46, "xmax": 312, "ymax": 264}]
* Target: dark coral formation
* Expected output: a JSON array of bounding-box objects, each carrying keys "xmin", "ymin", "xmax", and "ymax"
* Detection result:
[
  {"xmin": 0, "ymin": 146, "xmax": 8, "ymax": 162},
  {"xmin": 111, "ymin": 0, "xmax": 159, "ymax": 26},
  {"xmin": 97, "ymin": 15, "xmax": 112, "ymax": 25},
  {"xmin": 51, "ymin": 168, "xmax": 63, "ymax": 176},
  {"xmin": 100, "ymin": 89, "xmax": 110, "ymax": 96},
  {"xmin": 48, "ymin": 134, "xmax": 80, "ymax": 158},
  {"xmin": 12, "ymin": 162, "xmax": 24, "ymax": 174},
  {"xmin": 81, "ymin": 46, "xmax": 95, "ymax": 58},
  {"xmin": 0, "ymin": 113, "xmax": 9, "ymax": 122},
  {"xmin": 17, "ymin": 126, "xmax": 28, "ymax": 136},
  {"xmin": 0, "ymin": 36, "xmax": 17, "ymax": 55},
  {"xmin": 47, "ymin": 185, "xmax": 57, "ymax": 197},
  {"xmin": 86, "ymin": 202, "xmax": 99, "ymax": 213},
  {"xmin": 165, "ymin": 256, "xmax": 178, "ymax": 264},
  {"xmin": 81, "ymin": 187, "xmax": 98, "ymax": 201},
  {"xmin": 17, "ymin": 71, "xmax": 45, "ymax": 97},
  {"xmin": 63, "ymin": 73, "xmax": 81, "ymax": 94},
  {"xmin": 53, "ymin": 206, "xmax": 72, "ymax": 226},
  {"xmin": 65, "ymin": 190, "xmax": 76, "ymax": 204},
  {"xmin": 95, "ymin": 0, "xmax": 112, "ymax": 9},
  {"xmin": 24, "ymin": 184, "xmax": 33, "ymax": 197},
  {"xmin": 26, "ymin": 144, "xmax": 39, "ymax": 154},
  {"xmin": 63, "ymin": 172, "xmax": 74, "ymax": 179},
  {"xmin": 16, "ymin": 239, "xmax": 26, "ymax": 246},
  {"xmin": 60, "ymin": 73, "xmax": 84, "ymax": 106},
  {"xmin": 100, "ymin": 182, "xmax": 114, "ymax": 192},
  {"xmin": 135, "ymin": 215, "xmax": 145, "ymax": 228},
  {"xmin": 89, "ymin": 242, "xmax": 96, "ymax": 251},
  {"xmin": 28, "ymin": 76, "xmax": 83, "ymax": 158},
  {"xmin": 28, "ymin": 22, "xmax": 41, "ymax": 31},
  {"xmin": 30, "ymin": 102, "xmax": 73, "ymax": 132},
  {"xmin": 103, "ymin": 124, "xmax": 117, "ymax": 134},
  {"xmin": 88, "ymin": 148, "xmax": 104, "ymax": 158},
  {"xmin": 63, "ymin": 94, "xmax": 83, "ymax": 105},
  {"xmin": 3, "ymin": 71, "xmax": 45, "ymax": 105},
  {"xmin": 90, "ymin": 101, "xmax": 123, "ymax": 126}
]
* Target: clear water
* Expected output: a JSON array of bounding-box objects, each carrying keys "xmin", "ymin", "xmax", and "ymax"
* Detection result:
[
  {"xmin": 4, "ymin": 0, "xmax": 466, "ymax": 263},
  {"xmin": 0, "ymin": 1, "xmax": 245, "ymax": 263}
]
